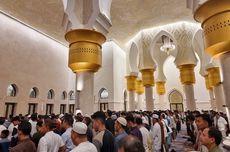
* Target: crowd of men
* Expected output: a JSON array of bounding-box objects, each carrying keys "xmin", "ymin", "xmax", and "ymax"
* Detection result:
[{"xmin": 0, "ymin": 109, "xmax": 229, "ymax": 152}]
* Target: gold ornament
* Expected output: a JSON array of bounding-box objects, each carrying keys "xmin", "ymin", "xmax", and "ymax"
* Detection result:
[
  {"xmin": 204, "ymin": 75, "xmax": 212, "ymax": 90},
  {"xmin": 194, "ymin": 0, "xmax": 230, "ymax": 57},
  {"xmin": 135, "ymin": 79, "xmax": 144, "ymax": 94},
  {"xmin": 178, "ymin": 64, "xmax": 196, "ymax": 85},
  {"xmin": 140, "ymin": 69, "xmax": 155, "ymax": 87},
  {"xmin": 65, "ymin": 29, "xmax": 106, "ymax": 73},
  {"xmin": 206, "ymin": 67, "xmax": 221, "ymax": 87},
  {"xmin": 156, "ymin": 81, "xmax": 166, "ymax": 95},
  {"xmin": 125, "ymin": 75, "xmax": 137, "ymax": 91}
]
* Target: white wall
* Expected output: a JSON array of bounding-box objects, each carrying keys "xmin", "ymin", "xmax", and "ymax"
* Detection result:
[
  {"xmin": 0, "ymin": 13, "xmax": 75, "ymax": 116},
  {"xmin": 112, "ymin": 41, "xmax": 126, "ymax": 110},
  {"xmin": 94, "ymin": 41, "xmax": 126, "ymax": 111}
]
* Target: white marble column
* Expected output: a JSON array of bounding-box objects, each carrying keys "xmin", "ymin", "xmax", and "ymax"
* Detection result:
[
  {"xmin": 213, "ymin": 84, "xmax": 225, "ymax": 112},
  {"xmin": 78, "ymin": 73, "xmax": 95, "ymax": 115},
  {"xmin": 209, "ymin": 90, "xmax": 216, "ymax": 110},
  {"xmin": 128, "ymin": 91, "xmax": 135, "ymax": 111},
  {"xmin": 158, "ymin": 95, "xmax": 165, "ymax": 110},
  {"xmin": 137, "ymin": 94, "xmax": 143, "ymax": 110},
  {"xmin": 145, "ymin": 87, "xmax": 154, "ymax": 111},
  {"xmin": 220, "ymin": 52, "xmax": 230, "ymax": 109},
  {"xmin": 220, "ymin": 52, "xmax": 230, "ymax": 128},
  {"xmin": 183, "ymin": 84, "xmax": 196, "ymax": 111}
]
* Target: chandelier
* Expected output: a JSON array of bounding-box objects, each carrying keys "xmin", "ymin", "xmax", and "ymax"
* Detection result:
[{"xmin": 160, "ymin": 36, "xmax": 175, "ymax": 55}]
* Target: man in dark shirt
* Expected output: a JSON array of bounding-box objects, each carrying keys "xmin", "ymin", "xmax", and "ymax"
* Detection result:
[
  {"xmin": 32, "ymin": 121, "xmax": 44, "ymax": 148},
  {"xmin": 105, "ymin": 110, "xmax": 115, "ymax": 134},
  {"xmin": 91, "ymin": 111, "xmax": 114, "ymax": 152},
  {"xmin": 10, "ymin": 121, "xmax": 36, "ymax": 152},
  {"xmin": 126, "ymin": 115, "xmax": 143, "ymax": 143}
]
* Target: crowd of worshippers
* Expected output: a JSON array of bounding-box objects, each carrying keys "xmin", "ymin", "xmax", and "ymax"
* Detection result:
[{"xmin": 0, "ymin": 110, "xmax": 228, "ymax": 152}]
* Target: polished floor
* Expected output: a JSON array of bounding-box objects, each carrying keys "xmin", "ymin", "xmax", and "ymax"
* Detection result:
[{"xmin": 169, "ymin": 124, "xmax": 193, "ymax": 152}]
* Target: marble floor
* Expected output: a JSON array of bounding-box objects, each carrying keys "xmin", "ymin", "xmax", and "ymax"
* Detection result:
[{"xmin": 169, "ymin": 124, "xmax": 194, "ymax": 152}]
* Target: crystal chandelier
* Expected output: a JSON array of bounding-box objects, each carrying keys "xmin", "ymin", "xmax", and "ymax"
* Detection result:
[{"xmin": 160, "ymin": 36, "xmax": 175, "ymax": 55}]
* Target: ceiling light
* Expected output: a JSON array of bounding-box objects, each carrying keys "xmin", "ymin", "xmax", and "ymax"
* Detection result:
[{"xmin": 160, "ymin": 36, "xmax": 175, "ymax": 55}]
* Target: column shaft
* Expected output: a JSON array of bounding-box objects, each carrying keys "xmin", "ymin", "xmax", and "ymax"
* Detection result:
[
  {"xmin": 128, "ymin": 91, "xmax": 135, "ymax": 111},
  {"xmin": 137, "ymin": 94, "xmax": 143, "ymax": 110},
  {"xmin": 145, "ymin": 87, "xmax": 154, "ymax": 111},
  {"xmin": 158, "ymin": 95, "xmax": 165, "ymax": 110},
  {"xmin": 183, "ymin": 84, "xmax": 196, "ymax": 111},
  {"xmin": 213, "ymin": 84, "xmax": 225, "ymax": 112},
  {"xmin": 79, "ymin": 73, "xmax": 95, "ymax": 114},
  {"xmin": 209, "ymin": 90, "xmax": 216, "ymax": 110},
  {"xmin": 220, "ymin": 52, "xmax": 230, "ymax": 108}
]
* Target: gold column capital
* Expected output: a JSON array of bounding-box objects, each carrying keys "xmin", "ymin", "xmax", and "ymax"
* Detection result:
[
  {"xmin": 206, "ymin": 67, "xmax": 221, "ymax": 87},
  {"xmin": 135, "ymin": 79, "xmax": 144, "ymax": 94},
  {"xmin": 178, "ymin": 64, "xmax": 196, "ymax": 85},
  {"xmin": 65, "ymin": 29, "xmax": 106, "ymax": 73},
  {"xmin": 204, "ymin": 75, "xmax": 212, "ymax": 90},
  {"xmin": 125, "ymin": 75, "xmax": 137, "ymax": 91},
  {"xmin": 156, "ymin": 81, "xmax": 166, "ymax": 95},
  {"xmin": 194, "ymin": 0, "xmax": 230, "ymax": 57},
  {"xmin": 140, "ymin": 69, "xmax": 155, "ymax": 87}
]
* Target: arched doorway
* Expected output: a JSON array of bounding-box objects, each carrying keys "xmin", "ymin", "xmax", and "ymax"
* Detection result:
[
  {"xmin": 5, "ymin": 84, "xmax": 18, "ymax": 118},
  {"xmin": 168, "ymin": 89, "xmax": 184, "ymax": 112},
  {"xmin": 28, "ymin": 87, "xmax": 39, "ymax": 114},
  {"xmin": 98, "ymin": 88, "xmax": 109, "ymax": 111}
]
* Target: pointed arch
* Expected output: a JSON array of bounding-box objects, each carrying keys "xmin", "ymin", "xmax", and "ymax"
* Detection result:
[
  {"xmin": 150, "ymin": 29, "xmax": 177, "ymax": 59},
  {"xmin": 29, "ymin": 87, "xmax": 39, "ymax": 98},
  {"xmin": 128, "ymin": 42, "xmax": 139, "ymax": 74},
  {"xmin": 7, "ymin": 84, "xmax": 18, "ymax": 97},
  {"xmin": 47, "ymin": 89, "xmax": 55, "ymax": 99}
]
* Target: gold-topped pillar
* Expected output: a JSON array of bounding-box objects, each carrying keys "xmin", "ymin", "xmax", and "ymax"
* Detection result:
[
  {"xmin": 178, "ymin": 64, "xmax": 196, "ymax": 111},
  {"xmin": 63, "ymin": 0, "xmax": 112, "ymax": 114},
  {"xmin": 125, "ymin": 75, "xmax": 137, "ymax": 111},
  {"xmin": 206, "ymin": 67, "xmax": 225, "ymax": 112},
  {"xmin": 140, "ymin": 69, "xmax": 154, "ymax": 111},
  {"xmin": 204, "ymin": 75, "xmax": 216, "ymax": 110},
  {"xmin": 194, "ymin": 0, "xmax": 230, "ymax": 111},
  {"xmin": 135, "ymin": 79, "xmax": 145, "ymax": 110},
  {"xmin": 65, "ymin": 29, "xmax": 106, "ymax": 113}
]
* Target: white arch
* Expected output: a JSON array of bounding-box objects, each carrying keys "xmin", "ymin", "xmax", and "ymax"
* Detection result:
[
  {"xmin": 62, "ymin": 91, "xmax": 67, "ymax": 100},
  {"xmin": 192, "ymin": 28, "xmax": 212, "ymax": 76},
  {"xmin": 128, "ymin": 41, "xmax": 139, "ymax": 75},
  {"xmin": 168, "ymin": 89, "xmax": 184, "ymax": 103},
  {"xmin": 98, "ymin": 88, "xmax": 109, "ymax": 99},
  {"xmin": 7, "ymin": 84, "xmax": 18, "ymax": 97},
  {"xmin": 47, "ymin": 89, "xmax": 55, "ymax": 99},
  {"xmin": 29, "ymin": 87, "xmax": 39, "ymax": 98},
  {"xmin": 150, "ymin": 29, "xmax": 177, "ymax": 60}
]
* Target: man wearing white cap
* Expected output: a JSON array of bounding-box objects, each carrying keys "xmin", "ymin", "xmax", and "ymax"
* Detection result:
[
  {"xmin": 114, "ymin": 117, "xmax": 128, "ymax": 152},
  {"xmin": 151, "ymin": 114, "xmax": 162, "ymax": 152},
  {"xmin": 70, "ymin": 122, "xmax": 97, "ymax": 152}
]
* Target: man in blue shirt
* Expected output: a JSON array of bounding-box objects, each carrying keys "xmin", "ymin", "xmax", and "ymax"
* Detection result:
[{"xmin": 114, "ymin": 117, "xmax": 128, "ymax": 152}]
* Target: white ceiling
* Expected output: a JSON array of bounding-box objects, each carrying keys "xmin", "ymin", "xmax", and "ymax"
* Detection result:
[{"xmin": 0, "ymin": 0, "xmax": 195, "ymax": 47}]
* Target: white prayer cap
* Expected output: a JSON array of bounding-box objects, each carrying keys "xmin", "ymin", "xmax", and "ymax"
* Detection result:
[
  {"xmin": 142, "ymin": 117, "xmax": 149, "ymax": 125},
  {"xmin": 59, "ymin": 114, "xmax": 64, "ymax": 119},
  {"xmin": 72, "ymin": 122, "xmax": 87, "ymax": 134},
  {"xmin": 152, "ymin": 114, "xmax": 159, "ymax": 119},
  {"xmin": 84, "ymin": 114, "xmax": 91, "ymax": 118},
  {"xmin": 117, "ymin": 117, "xmax": 127, "ymax": 126},
  {"xmin": 75, "ymin": 109, "xmax": 83, "ymax": 115},
  {"xmin": 111, "ymin": 114, "xmax": 117, "ymax": 120}
]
